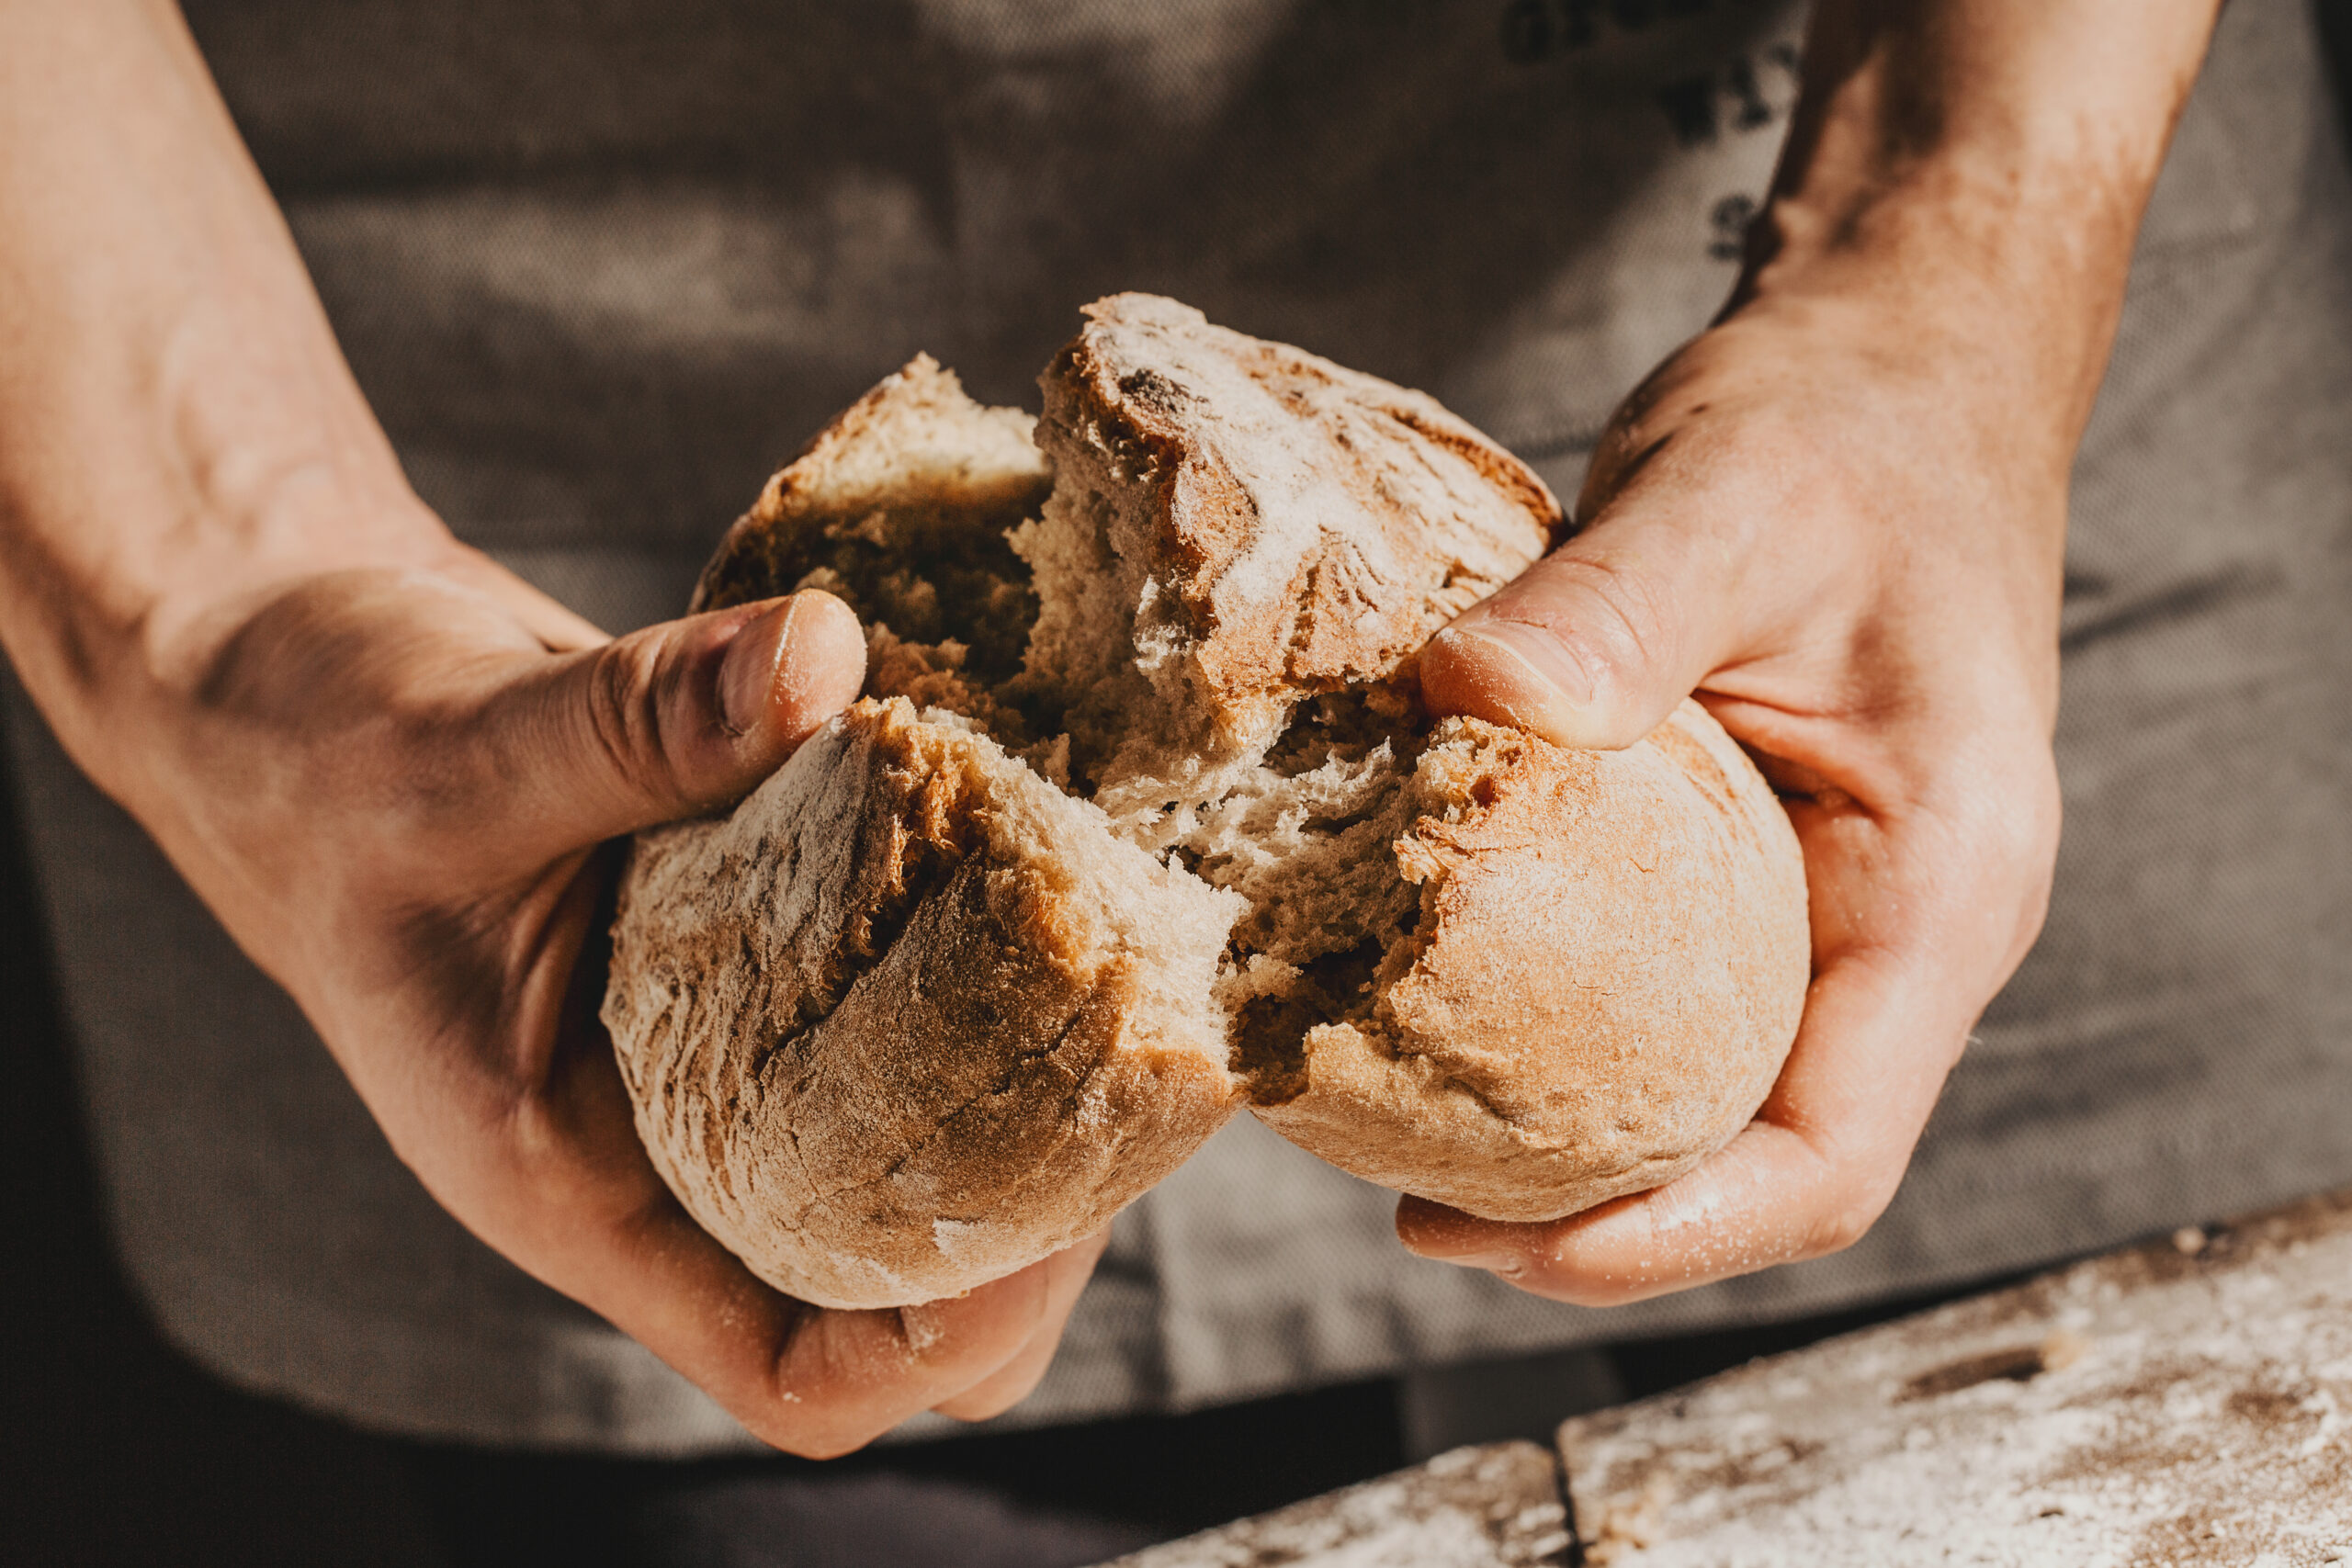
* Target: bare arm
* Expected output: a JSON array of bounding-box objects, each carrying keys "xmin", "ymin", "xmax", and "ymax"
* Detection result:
[
  {"xmin": 0, "ymin": 0, "xmax": 1094, "ymax": 1452},
  {"xmin": 1405, "ymin": 0, "xmax": 2222, "ymax": 1299}
]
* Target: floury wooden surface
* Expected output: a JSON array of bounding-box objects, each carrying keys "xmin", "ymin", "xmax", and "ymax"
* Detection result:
[
  {"xmin": 1561, "ymin": 1190, "xmax": 2352, "ymax": 1564},
  {"xmin": 1097, "ymin": 1190, "xmax": 2352, "ymax": 1566},
  {"xmin": 1094, "ymin": 1440, "xmax": 1571, "ymax": 1568}
]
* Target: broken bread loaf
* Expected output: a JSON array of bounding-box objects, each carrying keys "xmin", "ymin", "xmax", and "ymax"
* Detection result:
[{"xmin": 604, "ymin": 295, "xmax": 1809, "ymax": 1309}]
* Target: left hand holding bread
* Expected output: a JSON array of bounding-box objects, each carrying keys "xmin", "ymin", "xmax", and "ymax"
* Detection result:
[{"xmin": 1398, "ymin": 0, "xmax": 2226, "ymax": 1303}]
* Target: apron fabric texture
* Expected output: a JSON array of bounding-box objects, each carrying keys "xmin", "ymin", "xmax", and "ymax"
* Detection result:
[{"xmin": 3, "ymin": 0, "xmax": 2346, "ymax": 1451}]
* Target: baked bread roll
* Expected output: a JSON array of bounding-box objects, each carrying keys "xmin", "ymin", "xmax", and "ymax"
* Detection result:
[{"xmin": 604, "ymin": 295, "xmax": 1808, "ymax": 1308}]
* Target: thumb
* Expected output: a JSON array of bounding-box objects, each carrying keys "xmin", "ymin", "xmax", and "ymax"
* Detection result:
[
  {"xmin": 1419, "ymin": 511, "xmax": 1743, "ymax": 750},
  {"xmin": 478, "ymin": 589, "xmax": 866, "ymax": 863}
]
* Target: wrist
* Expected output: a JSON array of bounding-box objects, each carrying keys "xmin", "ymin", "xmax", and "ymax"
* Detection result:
[
  {"xmin": 1732, "ymin": 0, "xmax": 2220, "ymax": 452},
  {"xmin": 0, "ymin": 416, "xmax": 450, "ymax": 795},
  {"xmin": 1744, "ymin": 159, "xmax": 2129, "ymax": 418},
  {"xmin": 0, "ymin": 0, "xmax": 454, "ymax": 783}
]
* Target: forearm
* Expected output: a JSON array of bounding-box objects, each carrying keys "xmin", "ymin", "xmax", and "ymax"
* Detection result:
[
  {"xmin": 1555, "ymin": 0, "xmax": 2226, "ymax": 735},
  {"xmin": 1749, "ymin": 0, "xmax": 2222, "ymax": 459},
  {"xmin": 1412, "ymin": 2, "xmax": 2227, "ymax": 1302},
  {"xmin": 0, "ymin": 1, "xmax": 447, "ymax": 793}
]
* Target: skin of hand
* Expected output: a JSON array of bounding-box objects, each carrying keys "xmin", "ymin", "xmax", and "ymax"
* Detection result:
[
  {"xmin": 1400, "ymin": 0, "xmax": 2225, "ymax": 1303},
  {"xmin": 0, "ymin": 2, "xmax": 1099, "ymax": 1455}
]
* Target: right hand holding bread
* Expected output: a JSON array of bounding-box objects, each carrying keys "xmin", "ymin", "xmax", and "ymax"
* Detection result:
[
  {"xmin": 0, "ymin": 0, "xmax": 1106, "ymax": 1456},
  {"xmin": 89, "ymin": 561, "xmax": 1110, "ymax": 1453}
]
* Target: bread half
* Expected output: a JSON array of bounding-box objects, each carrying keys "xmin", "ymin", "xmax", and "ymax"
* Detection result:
[
  {"xmin": 606, "ymin": 700, "xmax": 1238, "ymax": 1309},
  {"xmin": 1255, "ymin": 710, "xmax": 1809, "ymax": 1223}
]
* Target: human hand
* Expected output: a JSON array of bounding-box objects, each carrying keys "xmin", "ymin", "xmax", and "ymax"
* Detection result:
[
  {"xmin": 136, "ymin": 554, "xmax": 1104, "ymax": 1453},
  {"xmin": 1394, "ymin": 0, "xmax": 2220, "ymax": 1304},
  {"xmin": 0, "ymin": 2, "xmax": 1104, "ymax": 1454},
  {"xmin": 1401, "ymin": 294, "xmax": 2062, "ymax": 1303}
]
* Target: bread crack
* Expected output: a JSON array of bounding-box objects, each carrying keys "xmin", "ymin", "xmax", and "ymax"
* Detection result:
[{"xmin": 775, "ymin": 988, "xmax": 1103, "ymax": 1234}]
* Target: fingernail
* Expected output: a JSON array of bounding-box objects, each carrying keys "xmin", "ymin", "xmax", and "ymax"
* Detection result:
[
  {"xmin": 717, "ymin": 599, "xmax": 797, "ymax": 738},
  {"xmin": 717, "ymin": 592, "xmax": 867, "ymax": 740},
  {"xmin": 1428, "ymin": 623, "xmax": 1594, "ymax": 743},
  {"xmin": 1449, "ymin": 622, "xmax": 1593, "ymax": 705}
]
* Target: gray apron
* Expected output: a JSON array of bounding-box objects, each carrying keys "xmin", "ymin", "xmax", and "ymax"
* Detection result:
[{"xmin": 4, "ymin": 0, "xmax": 2346, "ymax": 1451}]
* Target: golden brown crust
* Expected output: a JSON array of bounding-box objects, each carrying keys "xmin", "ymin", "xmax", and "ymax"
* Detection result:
[
  {"xmin": 605, "ymin": 700, "xmax": 1236, "ymax": 1308},
  {"xmin": 1042, "ymin": 294, "xmax": 1562, "ymax": 742},
  {"xmin": 1250, "ymin": 704, "xmax": 1809, "ymax": 1223}
]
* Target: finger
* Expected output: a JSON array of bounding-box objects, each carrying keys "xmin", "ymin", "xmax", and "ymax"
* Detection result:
[
  {"xmin": 495, "ymin": 1022, "xmax": 1092, "ymax": 1456},
  {"xmin": 471, "ymin": 589, "xmax": 865, "ymax": 864},
  {"xmin": 1419, "ymin": 376, "xmax": 1856, "ymax": 752},
  {"xmin": 1420, "ymin": 505, "xmax": 1765, "ymax": 751},
  {"xmin": 929, "ymin": 1232, "xmax": 1110, "ymax": 1423},
  {"xmin": 592, "ymin": 1198, "xmax": 1101, "ymax": 1458}
]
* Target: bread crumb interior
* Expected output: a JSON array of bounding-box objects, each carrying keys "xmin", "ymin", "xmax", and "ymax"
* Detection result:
[{"xmin": 754, "ymin": 436, "xmax": 1449, "ymax": 1106}]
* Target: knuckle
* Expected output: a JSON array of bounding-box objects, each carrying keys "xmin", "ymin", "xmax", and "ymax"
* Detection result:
[
  {"xmin": 1559, "ymin": 555, "xmax": 1672, "ymax": 690},
  {"xmin": 582, "ymin": 633, "xmax": 675, "ymax": 807},
  {"xmin": 746, "ymin": 1364, "xmax": 896, "ymax": 1459},
  {"xmin": 1962, "ymin": 795, "xmax": 2052, "ymax": 907},
  {"xmin": 1495, "ymin": 552, "xmax": 1679, "ymax": 738},
  {"xmin": 1928, "ymin": 728, "xmax": 2064, "ymax": 965},
  {"xmin": 742, "ymin": 1304, "xmax": 977, "ymax": 1460}
]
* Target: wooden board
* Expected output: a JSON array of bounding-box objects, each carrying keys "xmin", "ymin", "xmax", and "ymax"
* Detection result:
[
  {"xmin": 1558, "ymin": 1191, "xmax": 2352, "ymax": 1565},
  {"xmin": 1091, "ymin": 1439, "xmax": 1571, "ymax": 1567}
]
